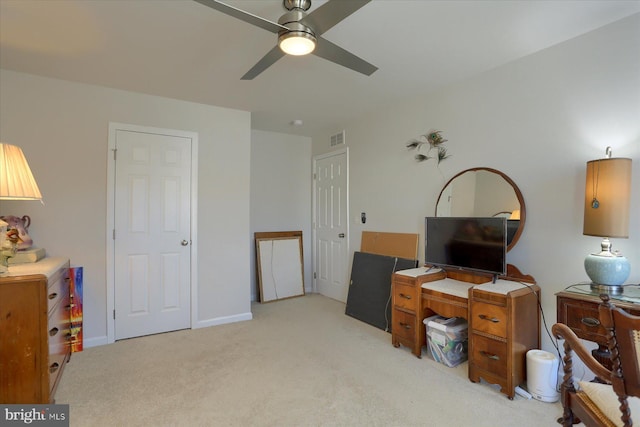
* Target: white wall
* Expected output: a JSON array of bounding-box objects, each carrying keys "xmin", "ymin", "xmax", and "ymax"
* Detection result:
[
  {"xmin": 250, "ymin": 130, "xmax": 312, "ymax": 301},
  {"xmin": 311, "ymin": 14, "xmax": 640, "ymax": 357},
  {"xmin": 0, "ymin": 70, "xmax": 252, "ymax": 346}
]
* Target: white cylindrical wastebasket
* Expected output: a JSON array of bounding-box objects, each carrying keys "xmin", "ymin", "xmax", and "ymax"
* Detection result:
[{"xmin": 526, "ymin": 349, "xmax": 560, "ymax": 402}]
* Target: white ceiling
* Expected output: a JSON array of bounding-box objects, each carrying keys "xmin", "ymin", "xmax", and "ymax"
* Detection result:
[{"xmin": 2, "ymin": 0, "xmax": 639, "ymax": 137}]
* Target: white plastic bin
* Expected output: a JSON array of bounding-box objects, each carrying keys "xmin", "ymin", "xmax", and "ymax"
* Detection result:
[{"xmin": 424, "ymin": 315, "xmax": 468, "ymax": 367}]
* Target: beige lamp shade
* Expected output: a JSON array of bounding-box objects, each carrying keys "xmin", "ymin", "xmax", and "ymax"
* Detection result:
[
  {"xmin": 583, "ymin": 157, "xmax": 631, "ymax": 238},
  {"xmin": 0, "ymin": 143, "xmax": 43, "ymax": 200}
]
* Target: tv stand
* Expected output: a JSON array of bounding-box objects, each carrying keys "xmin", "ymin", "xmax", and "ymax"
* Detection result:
[{"xmin": 391, "ymin": 264, "xmax": 540, "ymax": 399}]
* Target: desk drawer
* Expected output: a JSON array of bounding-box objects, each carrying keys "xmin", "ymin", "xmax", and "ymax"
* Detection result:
[
  {"xmin": 392, "ymin": 309, "xmax": 416, "ymax": 341},
  {"xmin": 470, "ymin": 334, "xmax": 508, "ymax": 378},
  {"xmin": 470, "ymin": 301, "xmax": 507, "ymax": 338},
  {"xmin": 557, "ymin": 297, "xmax": 606, "ymax": 343},
  {"xmin": 393, "ymin": 283, "xmax": 417, "ymax": 311}
]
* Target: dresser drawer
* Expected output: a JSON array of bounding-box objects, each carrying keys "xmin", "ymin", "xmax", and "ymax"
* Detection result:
[
  {"xmin": 470, "ymin": 334, "xmax": 508, "ymax": 378},
  {"xmin": 48, "ymin": 352, "xmax": 66, "ymax": 395},
  {"xmin": 48, "ymin": 297, "xmax": 71, "ymax": 359},
  {"xmin": 392, "ymin": 308, "xmax": 417, "ymax": 341},
  {"xmin": 393, "ymin": 283, "xmax": 417, "ymax": 311},
  {"xmin": 470, "ymin": 300, "xmax": 507, "ymax": 338},
  {"xmin": 46, "ymin": 274, "xmax": 67, "ymax": 315}
]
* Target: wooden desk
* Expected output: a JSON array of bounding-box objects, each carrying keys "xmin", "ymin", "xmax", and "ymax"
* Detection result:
[
  {"xmin": 556, "ymin": 286, "xmax": 640, "ymax": 370},
  {"xmin": 392, "ymin": 265, "xmax": 540, "ymax": 399}
]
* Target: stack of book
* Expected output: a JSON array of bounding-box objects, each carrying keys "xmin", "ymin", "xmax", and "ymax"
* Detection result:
[{"xmin": 8, "ymin": 247, "xmax": 46, "ymax": 265}]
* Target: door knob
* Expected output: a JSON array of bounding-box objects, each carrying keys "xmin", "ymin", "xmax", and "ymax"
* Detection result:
[{"xmin": 181, "ymin": 240, "xmax": 189, "ymax": 246}]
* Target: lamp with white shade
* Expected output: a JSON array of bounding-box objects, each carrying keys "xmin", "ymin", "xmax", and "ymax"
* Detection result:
[
  {"xmin": 583, "ymin": 147, "xmax": 632, "ymax": 295},
  {"xmin": 0, "ymin": 142, "xmax": 43, "ymax": 273},
  {"xmin": 0, "ymin": 143, "xmax": 43, "ymax": 201}
]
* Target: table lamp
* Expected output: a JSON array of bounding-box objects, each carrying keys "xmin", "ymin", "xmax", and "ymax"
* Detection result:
[
  {"xmin": 583, "ymin": 147, "xmax": 632, "ymax": 294},
  {"xmin": 0, "ymin": 143, "xmax": 43, "ymax": 273},
  {"xmin": 0, "ymin": 143, "xmax": 43, "ymax": 201}
]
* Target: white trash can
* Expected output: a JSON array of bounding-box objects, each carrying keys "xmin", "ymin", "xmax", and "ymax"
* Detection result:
[{"xmin": 526, "ymin": 349, "xmax": 560, "ymax": 402}]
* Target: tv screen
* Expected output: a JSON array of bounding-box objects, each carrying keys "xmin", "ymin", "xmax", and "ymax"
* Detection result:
[{"xmin": 425, "ymin": 217, "xmax": 507, "ymax": 276}]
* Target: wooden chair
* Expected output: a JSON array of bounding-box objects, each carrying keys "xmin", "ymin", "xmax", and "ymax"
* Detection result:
[{"xmin": 552, "ymin": 294, "xmax": 640, "ymax": 427}]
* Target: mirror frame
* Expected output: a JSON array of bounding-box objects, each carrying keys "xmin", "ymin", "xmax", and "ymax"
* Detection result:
[{"xmin": 435, "ymin": 167, "xmax": 526, "ymax": 252}]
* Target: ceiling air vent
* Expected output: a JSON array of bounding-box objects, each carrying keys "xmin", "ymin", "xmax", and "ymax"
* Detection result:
[{"xmin": 330, "ymin": 130, "xmax": 345, "ymax": 147}]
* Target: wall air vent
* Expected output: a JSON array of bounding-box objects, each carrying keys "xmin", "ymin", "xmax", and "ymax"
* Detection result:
[{"xmin": 330, "ymin": 130, "xmax": 345, "ymax": 147}]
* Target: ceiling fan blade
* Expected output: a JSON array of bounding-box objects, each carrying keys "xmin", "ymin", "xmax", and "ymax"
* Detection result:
[
  {"xmin": 300, "ymin": 0, "xmax": 371, "ymax": 36},
  {"xmin": 313, "ymin": 37, "xmax": 377, "ymax": 76},
  {"xmin": 241, "ymin": 45, "xmax": 286, "ymax": 80},
  {"xmin": 194, "ymin": 0, "xmax": 287, "ymax": 34}
]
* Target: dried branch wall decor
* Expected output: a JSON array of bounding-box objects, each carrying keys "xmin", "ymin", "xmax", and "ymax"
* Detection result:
[{"xmin": 406, "ymin": 130, "xmax": 450, "ymax": 164}]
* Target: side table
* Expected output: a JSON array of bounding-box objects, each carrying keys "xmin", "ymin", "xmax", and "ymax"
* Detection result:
[{"xmin": 556, "ymin": 285, "xmax": 640, "ymax": 371}]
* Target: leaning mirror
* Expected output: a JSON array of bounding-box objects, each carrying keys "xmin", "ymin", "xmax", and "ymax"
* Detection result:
[{"xmin": 435, "ymin": 167, "xmax": 526, "ymax": 251}]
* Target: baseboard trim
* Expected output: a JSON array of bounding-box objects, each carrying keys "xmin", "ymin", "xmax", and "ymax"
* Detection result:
[
  {"xmin": 194, "ymin": 311, "xmax": 253, "ymax": 329},
  {"xmin": 83, "ymin": 336, "xmax": 109, "ymax": 348},
  {"xmin": 78, "ymin": 312, "xmax": 253, "ymax": 348}
]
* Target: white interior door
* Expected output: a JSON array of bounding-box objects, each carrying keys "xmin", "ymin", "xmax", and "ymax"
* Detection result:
[
  {"xmin": 314, "ymin": 149, "xmax": 349, "ymax": 302},
  {"xmin": 114, "ymin": 129, "xmax": 192, "ymax": 340}
]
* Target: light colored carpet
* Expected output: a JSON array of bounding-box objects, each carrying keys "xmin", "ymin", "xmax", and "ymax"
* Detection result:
[{"xmin": 56, "ymin": 294, "xmax": 562, "ymax": 426}]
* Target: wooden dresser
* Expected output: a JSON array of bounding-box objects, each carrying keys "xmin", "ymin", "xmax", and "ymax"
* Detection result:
[{"xmin": 0, "ymin": 257, "xmax": 71, "ymax": 403}]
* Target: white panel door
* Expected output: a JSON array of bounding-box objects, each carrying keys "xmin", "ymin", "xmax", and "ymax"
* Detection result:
[
  {"xmin": 114, "ymin": 129, "xmax": 191, "ymax": 340},
  {"xmin": 314, "ymin": 150, "xmax": 348, "ymax": 302}
]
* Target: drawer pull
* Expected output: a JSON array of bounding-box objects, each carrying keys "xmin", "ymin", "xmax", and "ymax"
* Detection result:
[
  {"xmin": 66, "ymin": 303, "xmax": 76, "ymax": 310},
  {"xmin": 581, "ymin": 317, "xmax": 600, "ymax": 327},
  {"xmin": 399, "ymin": 293, "xmax": 412, "ymax": 300},
  {"xmin": 399, "ymin": 322, "xmax": 412, "ymax": 330},
  {"xmin": 49, "ymin": 327, "xmax": 59, "ymax": 337},
  {"xmin": 48, "ymin": 292, "xmax": 58, "ymax": 300},
  {"xmin": 478, "ymin": 314, "xmax": 500, "ymax": 323},
  {"xmin": 480, "ymin": 350, "xmax": 500, "ymax": 361},
  {"xmin": 49, "ymin": 363, "xmax": 60, "ymax": 374}
]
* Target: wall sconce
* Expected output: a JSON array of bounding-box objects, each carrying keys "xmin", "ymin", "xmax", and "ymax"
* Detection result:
[{"xmin": 583, "ymin": 146, "xmax": 632, "ymax": 294}]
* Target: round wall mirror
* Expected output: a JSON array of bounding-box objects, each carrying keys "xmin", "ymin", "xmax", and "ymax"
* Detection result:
[{"xmin": 435, "ymin": 167, "xmax": 526, "ymax": 251}]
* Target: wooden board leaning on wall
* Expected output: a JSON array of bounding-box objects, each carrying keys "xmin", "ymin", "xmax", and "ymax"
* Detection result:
[{"xmin": 360, "ymin": 231, "xmax": 419, "ymax": 260}]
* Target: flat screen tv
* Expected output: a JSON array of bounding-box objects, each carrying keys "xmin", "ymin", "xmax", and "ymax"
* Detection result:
[{"xmin": 425, "ymin": 216, "xmax": 507, "ymax": 277}]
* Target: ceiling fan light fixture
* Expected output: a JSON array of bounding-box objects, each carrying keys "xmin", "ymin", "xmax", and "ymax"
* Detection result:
[{"xmin": 278, "ymin": 31, "xmax": 316, "ymax": 56}]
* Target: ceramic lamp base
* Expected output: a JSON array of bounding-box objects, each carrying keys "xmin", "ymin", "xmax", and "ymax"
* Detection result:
[{"xmin": 584, "ymin": 250, "xmax": 630, "ymax": 294}]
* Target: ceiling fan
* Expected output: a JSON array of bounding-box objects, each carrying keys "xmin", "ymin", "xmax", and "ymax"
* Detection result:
[{"xmin": 194, "ymin": 0, "xmax": 378, "ymax": 80}]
